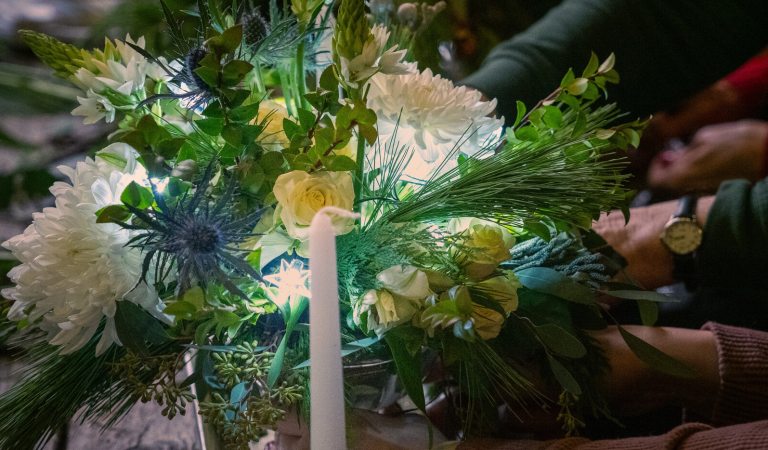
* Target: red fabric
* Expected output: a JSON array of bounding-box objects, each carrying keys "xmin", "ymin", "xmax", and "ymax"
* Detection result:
[
  {"xmin": 724, "ymin": 52, "xmax": 768, "ymax": 115},
  {"xmin": 762, "ymin": 126, "xmax": 768, "ymax": 179}
]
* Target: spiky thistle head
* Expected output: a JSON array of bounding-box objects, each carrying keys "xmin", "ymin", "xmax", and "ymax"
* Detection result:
[{"xmin": 123, "ymin": 162, "xmax": 265, "ymax": 298}]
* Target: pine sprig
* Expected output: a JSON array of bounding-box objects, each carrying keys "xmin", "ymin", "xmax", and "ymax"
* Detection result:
[{"xmin": 384, "ymin": 104, "xmax": 634, "ymax": 232}]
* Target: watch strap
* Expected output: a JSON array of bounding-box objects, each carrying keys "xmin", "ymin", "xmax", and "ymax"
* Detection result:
[{"xmin": 674, "ymin": 194, "xmax": 698, "ymax": 218}]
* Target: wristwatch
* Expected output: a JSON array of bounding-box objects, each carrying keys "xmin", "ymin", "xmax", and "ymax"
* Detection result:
[{"xmin": 660, "ymin": 195, "xmax": 703, "ymax": 288}]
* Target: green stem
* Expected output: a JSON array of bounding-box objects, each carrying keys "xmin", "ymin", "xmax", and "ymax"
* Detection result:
[
  {"xmin": 295, "ymin": 42, "xmax": 309, "ymax": 110},
  {"xmin": 353, "ymin": 133, "xmax": 366, "ymax": 214},
  {"xmin": 267, "ymin": 297, "xmax": 308, "ymax": 388},
  {"xmin": 278, "ymin": 67, "xmax": 295, "ymax": 117},
  {"xmin": 253, "ymin": 61, "xmax": 266, "ymax": 95}
]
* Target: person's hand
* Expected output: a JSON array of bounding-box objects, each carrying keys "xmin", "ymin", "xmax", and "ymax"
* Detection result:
[
  {"xmin": 647, "ymin": 120, "xmax": 768, "ymax": 194},
  {"xmin": 592, "ymin": 197, "xmax": 714, "ymax": 290}
]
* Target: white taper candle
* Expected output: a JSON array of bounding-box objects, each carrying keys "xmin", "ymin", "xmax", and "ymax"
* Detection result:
[{"xmin": 309, "ymin": 207, "xmax": 357, "ymax": 450}]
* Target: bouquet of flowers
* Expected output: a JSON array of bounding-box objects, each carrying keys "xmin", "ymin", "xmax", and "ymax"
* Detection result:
[{"xmin": 0, "ymin": 1, "xmax": 691, "ymax": 448}]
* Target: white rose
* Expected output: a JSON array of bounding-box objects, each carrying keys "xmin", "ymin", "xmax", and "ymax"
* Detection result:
[
  {"xmin": 377, "ymin": 265, "xmax": 432, "ymax": 300},
  {"xmin": 273, "ymin": 170, "xmax": 355, "ymax": 241},
  {"xmin": 353, "ymin": 289, "xmax": 419, "ymax": 336}
]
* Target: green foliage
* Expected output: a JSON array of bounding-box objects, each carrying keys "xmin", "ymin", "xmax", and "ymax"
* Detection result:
[
  {"xmin": 18, "ymin": 30, "xmax": 85, "ymax": 78},
  {"xmin": 516, "ymin": 267, "xmax": 595, "ymax": 305},
  {"xmin": 109, "ymin": 351, "xmax": 195, "ymax": 418},
  {"xmin": 334, "ymin": 0, "xmax": 371, "ymax": 60}
]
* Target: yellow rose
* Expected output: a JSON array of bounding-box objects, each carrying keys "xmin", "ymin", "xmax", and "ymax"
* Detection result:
[
  {"xmin": 449, "ymin": 218, "xmax": 515, "ymax": 279},
  {"xmin": 273, "ymin": 170, "xmax": 355, "ymax": 241},
  {"xmin": 255, "ymin": 100, "xmax": 292, "ymax": 151},
  {"xmin": 470, "ymin": 273, "xmax": 520, "ymax": 340},
  {"xmin": 353, "ymin": 289, "xmax": 419, "ymax": 336}
]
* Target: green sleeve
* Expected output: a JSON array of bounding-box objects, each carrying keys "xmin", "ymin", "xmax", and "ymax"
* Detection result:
[
  {"xmin": 699, "ymin": 178, "xmax": 768, "ymax": 293},
  {"xmin": 461, "ymin": 0, "xmax": 768, "ymax": 123}
]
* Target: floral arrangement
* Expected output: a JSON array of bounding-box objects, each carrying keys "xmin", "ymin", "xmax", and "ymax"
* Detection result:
[{"xmin": 0, "ymin": 1, "xmax": 692, "ymax": 448}]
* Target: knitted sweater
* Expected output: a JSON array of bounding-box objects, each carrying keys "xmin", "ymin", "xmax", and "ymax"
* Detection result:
[
  {"xmin": 462, "ymin": 0, "xmax": 768, "ymax": 124},
  {"xmin": 458, "ymin": 322, "xmax": 768, "ymax": 449}
]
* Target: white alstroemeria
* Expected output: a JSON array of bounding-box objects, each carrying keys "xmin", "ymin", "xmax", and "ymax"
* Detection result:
[
  {"xmin": 342, "ymin": 24, "xmax": 412, "ymax": 82},
  {"xmin": 72, "ymin": 91, "xmax": 117, "ymax": 124},
  {"xmin": 368, "ymin": 68, "xmax": 504, "ymax": 181},
  {"xmin": 1, "ymin": 143, "xmax": 164, "ymax": 356}
]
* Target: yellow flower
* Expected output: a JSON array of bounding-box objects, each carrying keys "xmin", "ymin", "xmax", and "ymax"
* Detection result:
[
  {"xmin": 255, "ymin": 100, "xmax": 292, "ymax": 151},
  {"xmin": 273, "ymin": 170, "xmax": 355, "ymax": 241},
  {"xmin": 353, "ymin": 289, "xmax": 419, "ymax": 336},
  {"xmin": 449, "ymin": 218, "xmax": 515, "ymax": 279},
  {"xmin": 470, "ymin": 273, "xmax": 520, "ymax": 340}
]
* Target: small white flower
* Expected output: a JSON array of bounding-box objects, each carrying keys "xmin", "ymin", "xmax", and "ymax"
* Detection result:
[
  {"xmin": 72, "ymin": 91, "xmax": 117, "ymax": 124},
  {"xmin": 1, "ymin": 143, "xmax": 163, "ymax": 356},
  {"xmin": 341, "ymin": 24, "xmax": 412, "ymax": 82},
  {"xmin": 368, "ymin": 68, "xmax": 504, "ymax": 181}
]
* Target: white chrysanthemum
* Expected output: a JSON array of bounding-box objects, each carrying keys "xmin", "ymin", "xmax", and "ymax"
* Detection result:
[
  {"xmin": 342, "ymin": 24, "xmax": 412, "ymax": 82},
  {"xmin": 367, "ymin": 68, "xmax": 504, "ymax": 180},
  {"xmin": 1, "ymin": 143, "xmax": 163, "ymax": 356}
]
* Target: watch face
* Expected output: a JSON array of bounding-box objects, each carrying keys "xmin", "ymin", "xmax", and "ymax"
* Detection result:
[{"xmin": 661, "ymin": 219, "xmax": 703, "ymax": 255}]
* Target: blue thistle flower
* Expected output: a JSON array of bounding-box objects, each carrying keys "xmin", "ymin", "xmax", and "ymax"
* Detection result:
[{"xmin": 122, "ymin": 162, "xmax": 265, "ymax": 298}]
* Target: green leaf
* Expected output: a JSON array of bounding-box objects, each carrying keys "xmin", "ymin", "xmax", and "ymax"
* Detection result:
[
  {"xmin": 221, "ymin": 123, "xmax": 243, "ymax": 147},
  {"xmin": 282, "ymin": 118, "xmax": 301, "ymax": 139},
  {"xmin": 220, "ymin": 25, "xmax": 243, "ymax": 53},
  {"xmin": 230, "ymin": 381, "xmax": 248, "ymax": 405},
  {"xmin": 560, "ymin": 68, "xmax": 575, "ymax": 88},
  {"xmin": 358, "ymin": 124, "xmax": 377, "ymax": 145},
  {"xmin": 319, "ymin": 65, "xmax": 338, "ymax": 91},
  {"xmin": 194, "ymin": 66, "xmax": 219, "ymax": 88},
  {"xmin": 120, "ymin": 181, "xmax": 154, "ymax": 209},
  {"xmin": 516, "ymin": 267, "xmax": 594, "ymax": 305},
  {"xmin": 214, "ymin": 310, "xmax": 241, "ymax": 328},
  {"xmin": 637, "ymin": 300, "xmax": 658, "ymax": 326},
  {"xmin": 95, "ymin": 204, "xmax": 131, "ymax": 224},
  {"xmin": 515, "ymin": 125, "xmax": 539, "ymax": 142},
  {"xmin": 163, "ymin": 300, "xmax": 197, "ymax": 319},
  {"xmin": 546, "ymin": 354, "xmax": 582, "ymax": 396},
  {"xmin": 196, "ymin": 118, "xmax": 225, "ymax": 135},
  {"xmin": 566, "ymin": 78, "xmax": 589, "ymax": 95},
  {"xmin": 222, "ymin": 60, "xmax": 253, "ymax": 86},
  {"xmin": 618, "ymin": 326, "xmax": 697, "ymax": 378},
  {"xmin": 385, "ymin": 329, "xmax": 426, "ymax": 412},
  {"xmin": 294, "ymin": 336, "xmax": 380, "ymax": 369},
  {"xmin": 513, "ymin": 100, "xmax": 527, "ymax": 128},
  {"xmin": 115, "ymin": 301, "xmax": 170, "ymax": 355},
  {"xmin": 534, "ymin": 323, "xmax": 587, "ymax": 358},
  {"xmin": 601, "ymin": 288, "xmax": 679, "ymax": 303},
  {"xmin": 297, "ymin": 108, "xmax": 316, "ymax": 131},
  {"xmin": 597, "ymin": 53, "xmax": 616, "ymax": 74},
  {"xmin": 324, "ymin": 155, "xmax": 358, "ymax": 171},
  {"xmin": 230, "ymin": 102, "xmax": 261, "ymax": 123},
  {"xmin": 195, "ymin": 319, "xmax": 216, "ymax": 345},
  {"xmin": 582, "ymin": 52, "xmax": 599, "ymax": 78},
  {"xmin": 542, "ymin": 105, "xmax": 563, "ymax": 129}
]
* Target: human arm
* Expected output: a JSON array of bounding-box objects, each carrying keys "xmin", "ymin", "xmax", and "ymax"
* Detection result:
[
  {"xmin": 461, "ymin": 0, "xmax": 768, "ymax": 123},
  {"xmin": 591, "ymin": 196, "xmax": 714, "ymax": 289},
  {"xmin": 647, "ymin": 120, "xmax": 768, "ymax": 194},
  {"xmin": 457, "ymin": 323, "xmax": 768, "ymax": 449}
]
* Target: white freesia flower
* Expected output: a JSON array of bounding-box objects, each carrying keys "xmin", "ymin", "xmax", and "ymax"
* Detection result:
[
  {"xmin": 377, "ymin": 265, "xmax": 432, "ymax": 300},
  {"xmin": 72, "ymin": 90, "xmax": 117, "ymax": 124},
  {"xmin": 341, "ymin": 24, "xmax": 412, "ymax": 82},
  {"xmin": 367, "ymin": 68, "xmax": 504, "ymax": 180},
  {"xmin": 1, "ymin": 143, "xmax": 163, "ymax": 356}
]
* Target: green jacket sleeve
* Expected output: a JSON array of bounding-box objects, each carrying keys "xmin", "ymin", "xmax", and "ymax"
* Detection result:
[
  {"xmin": 461, "ymin": 0, "xmax": 768, "ymax": 123},
  {"xmin": 699, "ymin": 178, "xmax": 768, "ymax": 296}
]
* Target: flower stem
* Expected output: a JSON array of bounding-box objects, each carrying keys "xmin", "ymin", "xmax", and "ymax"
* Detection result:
[{"xmin": 353, "ymin": 133, "xmax": 366, "ymax": 214}]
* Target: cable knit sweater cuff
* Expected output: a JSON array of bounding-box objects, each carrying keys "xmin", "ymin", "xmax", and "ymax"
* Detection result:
[{"xmin": 702, "ymin": 322, "xmax": 768, "ymax": 426}]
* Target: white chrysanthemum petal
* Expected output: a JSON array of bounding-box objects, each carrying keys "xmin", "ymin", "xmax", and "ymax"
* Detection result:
[
  {"xmin": 368, "ymin": 68, "xmax": 504, "ymax": 180},
  {"xmin": 1, "ymin": 145, "xmax": 162, "ymax": 355}
]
